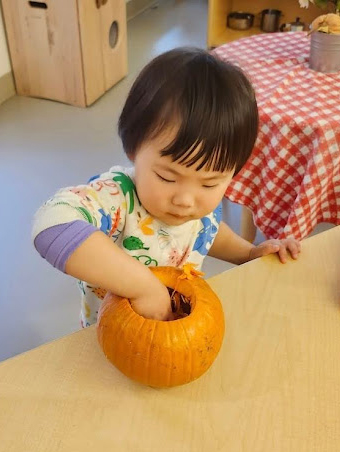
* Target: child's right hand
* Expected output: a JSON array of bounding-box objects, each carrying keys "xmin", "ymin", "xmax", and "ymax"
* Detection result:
[
  {"xmin": 130, "ymin": 281, "xmax": 173, "ymax": 321},
  {"xmin": 64, "ymin": 231, "xmax": 174, "ymax": 320}
]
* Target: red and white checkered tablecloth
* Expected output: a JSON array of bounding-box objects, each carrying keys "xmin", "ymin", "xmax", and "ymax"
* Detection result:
[{"xmin": 213, "ymin": 32, "xmax": 340, "ymax": 240}]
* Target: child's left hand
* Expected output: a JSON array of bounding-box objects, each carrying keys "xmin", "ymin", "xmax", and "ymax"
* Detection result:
[{"xmin": 249, "ymin": 238, "xmax": 301, "ymax": 264}]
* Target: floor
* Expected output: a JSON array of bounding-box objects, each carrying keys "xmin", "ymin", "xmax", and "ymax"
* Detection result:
[{"xmin": 0, "ymin": 0, "xmax": 332, "ymax": 362}]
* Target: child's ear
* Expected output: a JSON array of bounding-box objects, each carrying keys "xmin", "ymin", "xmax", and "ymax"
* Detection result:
[{"xmin": 127, "ymin": 151, "xmax": 136, "ymax": 163}]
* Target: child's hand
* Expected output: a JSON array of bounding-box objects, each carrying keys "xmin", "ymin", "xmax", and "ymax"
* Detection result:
[
  {"xmin": 130, "ymin": 281, "xmax": 173, "ymax": 321},
  {"xmin": 249, "ymin": 238, "xmax": 301, "ymax": 264}
]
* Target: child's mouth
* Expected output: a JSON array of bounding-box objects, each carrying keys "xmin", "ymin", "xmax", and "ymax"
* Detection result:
[{"xmin": 169, "ymin": 213, "xmax": 189, "ymax": 220}]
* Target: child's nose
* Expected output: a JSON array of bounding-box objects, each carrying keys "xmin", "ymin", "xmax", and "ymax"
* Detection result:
[{"xmin": 172, "ymin": 191, "xmax": 195, "ymax": 208}]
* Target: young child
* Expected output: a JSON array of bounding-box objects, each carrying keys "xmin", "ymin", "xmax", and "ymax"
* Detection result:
[{"xmin": 32, "ymin": 47, "xmax": 301, "ymax": 326}]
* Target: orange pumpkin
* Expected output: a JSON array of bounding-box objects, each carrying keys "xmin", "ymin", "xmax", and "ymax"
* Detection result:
[{"xmin": 97, "ymin": 265, "xmax": 225, "ymax": 387}]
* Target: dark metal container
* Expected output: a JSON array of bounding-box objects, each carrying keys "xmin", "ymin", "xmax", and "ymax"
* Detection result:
[
  {"xmin": 227, "ymin": 11, "xmax": 254, "ymax": 30},
  {"xmin": 260, "ymin": 9, "xmax": 282, "ymax": 33}
]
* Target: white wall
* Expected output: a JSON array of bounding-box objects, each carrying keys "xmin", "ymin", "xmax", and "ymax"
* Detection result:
[{"xmin": 0, "ymin": 8, "xmax": 11, "ymax": 78}]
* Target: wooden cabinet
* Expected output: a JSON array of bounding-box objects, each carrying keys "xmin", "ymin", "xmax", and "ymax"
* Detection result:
[
  {"xmin": 208, "ymin": 0, "xmax": 322, "ymax": 48},
  {"xmin": 2, "ymin": 0, "xmax": 128, "ymax": 107}
]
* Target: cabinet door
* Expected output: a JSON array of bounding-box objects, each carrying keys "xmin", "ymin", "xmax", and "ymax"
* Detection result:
[
  {"xmin": 99, "ymin": 0, "xmax": 128, "ymax": 93},
  {"xmin": 77, "ymin": 0, "xmax": 106, "ymax": 106},
  {"xmin": 77, "ymin": 0, "xmax": 127, "ymax": 105}
]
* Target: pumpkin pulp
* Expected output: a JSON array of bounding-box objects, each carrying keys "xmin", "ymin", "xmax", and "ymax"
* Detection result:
[{"xmin": 168, "ymin": 287, "xmax": 191, "ymax": 319}]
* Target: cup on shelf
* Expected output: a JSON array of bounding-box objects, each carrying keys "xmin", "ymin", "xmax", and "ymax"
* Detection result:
[{"xmin": 260, "ymin": 9, "xmax": 282, "ymax": 33}]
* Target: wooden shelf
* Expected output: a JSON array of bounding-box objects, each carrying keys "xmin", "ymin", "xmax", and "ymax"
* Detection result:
[
  {"xmin": 210, "ymin": 26, "xmax": 264, "ymax": 48},
  {"xmin": 208, "ymin": 0, "xmax": 322, "ymax": 48}
]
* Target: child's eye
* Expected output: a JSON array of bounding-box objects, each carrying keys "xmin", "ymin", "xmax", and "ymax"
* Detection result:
[
  {"xmin": 202, "ymin": 184, "xmax": 218, "ymax": 189},
  {"xmin": 155, "ymin": 172, "xmax": 175, "ymax": 183}
]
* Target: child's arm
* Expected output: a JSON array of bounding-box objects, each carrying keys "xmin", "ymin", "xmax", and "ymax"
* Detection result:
[
  {"xmin": 208, "ymin": 222, "xmax": 301, "ymax": 264},
  {"xmin": 208, "ymin": 222, "xmax": 255, "ymax": 264},
  {"xmin": 65, "ymin": 230, "xmax": 172, "ymax": 320},
  {"xmin": 32, "ymin": 169, "xmax": 173, "ymax": 321}
]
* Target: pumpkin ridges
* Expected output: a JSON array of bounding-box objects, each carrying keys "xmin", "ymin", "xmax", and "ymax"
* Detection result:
[
  {"xmin": 128, "ymin": 317, "xmax": 147, "ymax": 381},
  {"xmin": 111, "ymin": 308, "xmax": 145, "ymax": 377},
  {"xmin": 164, "ymin": 321, "xmax": 174, "ymax": 387},
  {"xmin": 98, "ymin": 297, "xmax": 138, "ymax": 369},
  {"xmin": 114, "ymin": 320, "xmax": 145, "ymax": 381},
  {"xmin": 141, "ymin": 320, "xmax": 168, "ymax": 386},
  {"xmin": 147, "ymin": 320, "xmax": 183, "ymax": 387},
  {"xmin": 191, "ymin": 289, "xmax": 224, "ymax": 377},
  {"xmin": 161, "ymin": 320, "xmax": 172, "ymax": 387},
  {"xmin": 164, "ymin": 321, "xmax": 181, "ymax": 387},
  {"xmin": 179, "ymin": 320, "xmax": 193, "ymax": 384},
  {"xmin": 184, "ymin": 319, "xmax": 222, "ymax": 383},
  {"xmin": 144, "ymin": 321, "xmax": 157, "ymax": 384}
]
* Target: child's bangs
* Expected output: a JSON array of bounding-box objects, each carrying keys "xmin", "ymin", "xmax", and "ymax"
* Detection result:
[
  {"xmin": 159, "ymin": 127, "xmax": 232, "ymax": 173},
  {"xmin": 152, "ymin": 64, "xmax": 257, "ymax": 174},
  {"xmin": 147, "ymin": 99, "xmax": 234, "ymax": 173}
]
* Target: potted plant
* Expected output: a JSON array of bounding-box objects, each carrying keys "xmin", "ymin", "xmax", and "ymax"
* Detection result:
[{"xmin": 299, "ymin": 0, "xmax": 340, "ymax": 72}]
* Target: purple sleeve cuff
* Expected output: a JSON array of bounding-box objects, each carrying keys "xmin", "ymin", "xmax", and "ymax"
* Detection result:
[{"xmin": 34, "ymin": 220, "xmax": 98, "ymax": 273}]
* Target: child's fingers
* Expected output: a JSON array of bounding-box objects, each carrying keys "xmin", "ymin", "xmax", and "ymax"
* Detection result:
[
  {"xmin": 278, "ymin": 245, "xmax": 289, "ymax": 263},
  {"xmin": 255, "ymin": 239, "xmax": 301, "ymax": 263},
  {"xmin": 287, "ymin": 241, "xmax": 301, "ymax": 259}
]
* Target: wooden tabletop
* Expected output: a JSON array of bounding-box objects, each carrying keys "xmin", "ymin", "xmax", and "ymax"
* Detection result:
[{"xmin": 1, "ymin": 226, "xmax": 340, "ymax": 452}]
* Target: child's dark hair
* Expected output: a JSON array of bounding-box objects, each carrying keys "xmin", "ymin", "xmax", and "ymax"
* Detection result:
[{"xmin": 118, "ymin": 47, "xmax": 258, "ymax": 173}]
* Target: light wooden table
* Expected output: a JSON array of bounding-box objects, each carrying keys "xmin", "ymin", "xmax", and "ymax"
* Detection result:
[{"xmin": 1, "ymin": 227, "xmax": 340, "ymax": 452}]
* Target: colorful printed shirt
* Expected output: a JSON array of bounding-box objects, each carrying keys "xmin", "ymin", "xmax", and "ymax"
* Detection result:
[{"xmin": 32, "ymin": 166, "xmax": 222, "ymax": 327}]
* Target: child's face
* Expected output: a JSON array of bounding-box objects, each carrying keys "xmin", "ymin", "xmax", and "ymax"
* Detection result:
[{"xmin": 131, "ymin": 129, "xmax": 234, "ymax": 226}]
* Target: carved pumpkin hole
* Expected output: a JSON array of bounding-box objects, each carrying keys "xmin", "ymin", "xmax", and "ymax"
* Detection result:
[{"xmin": 167, "ymin": 287, "xmax": 191, "ymax": 320}]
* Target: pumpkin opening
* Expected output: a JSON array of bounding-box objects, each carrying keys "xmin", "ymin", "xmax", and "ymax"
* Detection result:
[{"xmin": 167, "ymin": 287, "xmax": 191, "ymax": 320}]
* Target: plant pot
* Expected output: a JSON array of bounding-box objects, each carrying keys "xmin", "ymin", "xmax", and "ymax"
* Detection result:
[{"xmin": 309, "ymin": 31, "xmax": 340, "ymax": 73}]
